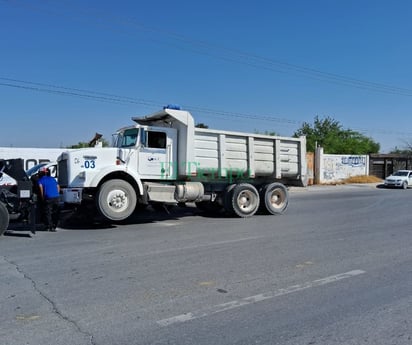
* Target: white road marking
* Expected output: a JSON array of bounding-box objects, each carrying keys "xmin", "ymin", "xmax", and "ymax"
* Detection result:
[{"xmin": 157, "ymin": 269, "xmax": 366, "ymax": 327}]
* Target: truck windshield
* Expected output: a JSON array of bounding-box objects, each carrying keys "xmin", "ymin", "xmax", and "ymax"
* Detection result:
[{"xmin": 116, "ymin": 128, "xmax": 139, "ymax": 148}]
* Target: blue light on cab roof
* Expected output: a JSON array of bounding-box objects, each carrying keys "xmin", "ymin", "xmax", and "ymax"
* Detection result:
[{"xmin": 163, "ymin": 104, "xmax": 181, "ymax": 110}]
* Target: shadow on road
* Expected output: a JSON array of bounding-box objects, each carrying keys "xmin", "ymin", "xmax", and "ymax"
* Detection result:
[
  {"xmin": 5, "ymin": 203, "xmax": 260, "ymax": 235},
  {"xmin": 3, "ymin": 230, "xmax": 34, "ymax": 238},
  {"xmin": 58, "ymin": 204, "xmax": 210, "ymax": 230}
]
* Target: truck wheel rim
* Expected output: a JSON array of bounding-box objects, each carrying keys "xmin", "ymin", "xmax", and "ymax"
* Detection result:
[
  {"xmin": 107, "ymin": 190, "xmax": 128, "ymax": 211},
  {"xmin": 237, "ymin": 190, "xmax": 258, "ymax": 212},
  {"xmin": 269, "ymin": 189, "xmax": 286, "ymax": 209}
]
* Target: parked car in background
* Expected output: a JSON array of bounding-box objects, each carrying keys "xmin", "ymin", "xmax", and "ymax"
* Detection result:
[{"xmin": 384, "ymin": 170, "xmax": 412, "ymax": 189}]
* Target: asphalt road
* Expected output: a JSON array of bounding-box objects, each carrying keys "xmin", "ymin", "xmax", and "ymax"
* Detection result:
[{"xmin": 1, "ymin": 184, "xmax": 412, "ymax": 345}]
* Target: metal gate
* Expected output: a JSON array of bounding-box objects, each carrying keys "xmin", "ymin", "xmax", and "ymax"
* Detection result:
[{"xmin": 369, "ymin": 154, "xmax": 412, "ymax": 179}]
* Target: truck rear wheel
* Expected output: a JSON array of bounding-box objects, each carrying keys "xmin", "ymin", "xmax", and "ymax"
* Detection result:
[
  {"xmin": 0, "ymin": 202, "xmax": 9, "ymax": 236},
  {"xmin": 260, "ymin": 182, "xmax": 289, "ymax": 215},
  {"xmin": 223, "ymin": 184, "xmax": 237, "ymax": 215},
  {"xmin": 97, "ymin": 179, "xmax": 137, "ymax": 222},
  {"xmin": 229, "ymin": 183, "xmax": 260, "ymax": 218}
]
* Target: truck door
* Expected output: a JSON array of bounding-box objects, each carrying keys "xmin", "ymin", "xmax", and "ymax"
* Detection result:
[{"xmin": 138, "ymin": 128, "xmax": 177, "ymax": 179}]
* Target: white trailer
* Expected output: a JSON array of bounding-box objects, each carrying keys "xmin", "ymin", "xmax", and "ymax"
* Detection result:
[
  {"xmin": 0, "ymin": 147, "xmax": 64, "ymax": 171},
  {"xmin": 0, "ymin": 147, "xmax": 64, "ymax": 186},
  {"xmin": 58, "ymin": 107, "xmax": 307, "ymax": 221}
]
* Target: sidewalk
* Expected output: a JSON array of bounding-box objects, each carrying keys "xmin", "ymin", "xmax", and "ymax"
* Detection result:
[{"xmin": 288, "ymin": 182, "xmax": 383, "ymax": 193}]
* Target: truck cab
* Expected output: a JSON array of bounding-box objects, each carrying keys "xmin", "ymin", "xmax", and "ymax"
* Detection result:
[
  {"xmin": 58, "ymin": 108, "xmax": 190, "ymax": 221},
  {"xmin": 114, "ymin": 125, "xmax": 177, "ymax": 179}
]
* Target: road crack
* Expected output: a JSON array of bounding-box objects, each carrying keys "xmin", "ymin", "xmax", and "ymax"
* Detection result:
[{"xmin": 2, "ymin": 255, "xmax": 97, "ymax": 345}]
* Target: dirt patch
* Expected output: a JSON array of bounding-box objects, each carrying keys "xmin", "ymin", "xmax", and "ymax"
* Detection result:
[
  {"xmin": 318, "ymin": 175, "xmax": 383, "ymax": 185},
  {"xmin": 342, "ymin": 175, "xmax": 383, "ymax": 184}
]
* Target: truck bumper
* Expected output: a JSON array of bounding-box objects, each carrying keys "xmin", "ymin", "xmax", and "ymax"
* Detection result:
[{"xmin": 62, "ymin": 188, "xmax": 83, "ymax": 204}]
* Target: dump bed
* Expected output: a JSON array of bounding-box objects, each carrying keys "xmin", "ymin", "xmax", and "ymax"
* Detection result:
[
  {"xmin": 193, "ymin": 128, "xmax": 307, "ymax": 186},
  {"xmin": 132, "ymin": 107, "xmax": 307, "ymax": 186}
]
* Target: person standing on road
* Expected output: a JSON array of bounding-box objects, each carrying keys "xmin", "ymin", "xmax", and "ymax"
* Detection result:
[
  {"xmin": 31, "ymin": 169, "xmax": 46, "ymax": 225},
  {"xmin": 38, "ymin": 167, "xmax": 60, "ymax": 232}
]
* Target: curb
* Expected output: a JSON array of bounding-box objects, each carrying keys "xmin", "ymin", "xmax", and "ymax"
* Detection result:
[{"xmin": 289, "ymin": 183, "xmax": 382, "ymax": 193}]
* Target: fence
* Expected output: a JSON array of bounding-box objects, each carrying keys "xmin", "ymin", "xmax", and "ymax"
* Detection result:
[{"xmin": 369, "ymin": 154, "xmax": 412, "ymax": 179}]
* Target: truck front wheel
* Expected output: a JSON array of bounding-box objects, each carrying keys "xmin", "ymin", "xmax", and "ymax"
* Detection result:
[
  {"xmin": 0, "ymin": 202, "xmax": 9, "ymax": 236},
  {"xmin": 260, "ymin": 183, "xmax": 289, "ymax": 215},
  {"xmin": 97, "ymin": 179, "xmax": 137, "ymax": 222}
]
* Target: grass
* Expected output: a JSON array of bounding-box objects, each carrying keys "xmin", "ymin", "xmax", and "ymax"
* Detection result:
[
  {"xmin": 316, "ymin": 175, "xmax": 383, "ymax": 185},
  {"xmin": 342, "ymin": 175, "xmax": 383, "ymax": 184}
]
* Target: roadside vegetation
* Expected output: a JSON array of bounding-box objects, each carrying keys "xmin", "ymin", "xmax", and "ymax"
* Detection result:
[
  {"xmin": 318, "ymin": 175, "xmax": 383, "ymax": 185},
  {"xmin": 294, "ymin": 116, "xmax": 380, "ymax": 154},
  {"xmin": 343, "ymin": 175, "xmax": 383, "ymax": 183}
]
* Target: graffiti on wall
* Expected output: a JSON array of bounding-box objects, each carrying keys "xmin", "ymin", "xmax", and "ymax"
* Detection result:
[
  {"xmin": 322, "ymin": 155, "xmax": 368, "ymax": 182},
  {"xmin": 341, "ymin": 156, "xmax": 366, "ymax": 167},
  {"xmin": 323, "ymin": 157, "xmax": 336, "ymax": 180}
]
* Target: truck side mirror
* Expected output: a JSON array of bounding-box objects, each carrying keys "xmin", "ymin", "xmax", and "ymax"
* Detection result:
[{"xmin": 140, "ymin": 128, "xmax": 146, "ymax": 147}]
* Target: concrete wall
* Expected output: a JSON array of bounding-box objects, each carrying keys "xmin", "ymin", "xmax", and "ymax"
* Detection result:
[{"xmin": 315, "ymin": 147, "xmax": 369, "ymax": 184}]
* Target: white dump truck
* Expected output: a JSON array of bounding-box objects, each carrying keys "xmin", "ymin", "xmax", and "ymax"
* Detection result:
[{"xmin": 58, "ymin": 106, "xmax": 307, "ymax": 221}]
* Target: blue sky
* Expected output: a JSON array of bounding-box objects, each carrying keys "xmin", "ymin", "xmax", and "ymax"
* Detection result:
[{"xmin": 1, "ymin": 0, "xmax": 412, "ymax": 152}]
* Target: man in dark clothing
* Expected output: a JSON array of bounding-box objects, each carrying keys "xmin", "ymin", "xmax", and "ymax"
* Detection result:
[
  {"xmin": 38, "ymin": 168, "xmax": 60, "ymax": 231},
  {"xmin": 31, "ymin": 170, "xmax": 45, "ymax": 225}
]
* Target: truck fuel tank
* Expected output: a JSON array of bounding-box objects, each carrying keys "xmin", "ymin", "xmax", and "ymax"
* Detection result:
[{"xmin": 175, "ymin": 182, "xmax": 204, "ymax": 202}]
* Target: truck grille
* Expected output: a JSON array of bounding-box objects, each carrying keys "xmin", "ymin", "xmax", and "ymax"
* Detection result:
[{"xmin": 58, "ymin": 160, "xmax": 69, "ymax": 187}]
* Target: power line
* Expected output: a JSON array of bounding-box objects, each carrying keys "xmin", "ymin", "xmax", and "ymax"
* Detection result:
[
  {"xmin": 2, "ymin": 3, "xmax": 412, "ymax": 138},
  {"xmin": 0, "ymin": 77, "xmax": 161, "ymax": 106},
  {"xmin": 3, "ymin": 0, "xmax": 412, "ymax": 97},
  {"xmin": 2, "ymin": 76, "xmax": 412, "ymax": 138},
  {"xmin": 0, "ymin": 77, "xmax": 302, "ymax": 126}
]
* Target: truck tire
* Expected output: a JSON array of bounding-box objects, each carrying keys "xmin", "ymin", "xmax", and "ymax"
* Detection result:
[
  {"xmin": 229, "ymin": 183, "xmax": 260, "ymax": 218},
  {"xmin": 260, "ymin": 182, "xmax": 289, "ymax": 215},
  {"xmin": 0, "ymin": 202, "xmax": 9, "ymax": 236},
  {"xmin": 97, "ymin": 179, "xmax": 137, "ymax": 222},
  {"xmin": 222, "ymin": 184, "xmax": 237, "ymax": 215}
]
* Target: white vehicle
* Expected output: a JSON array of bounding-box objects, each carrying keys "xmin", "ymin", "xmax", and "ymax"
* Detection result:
[
  {"xmin": 0, "ymin": 148, "xmax": 60, "ymax": 186},
  {"xmin": 0, "ymin": 172, "xmax": 16, "ymax": 186},
  {"xmin": 384, "ymin": 170, "xmax": 412, "ymax": 189},
  {"xmin": 58, "ymin": 106, "xmax": 307, "ymax": 222},
  {"xmin": 26, "ymin": 162, "xmax": 58, "ymax": 179},
  {"xmin": 0, "ymin": 162, "xmax": 58, "ymax": 187},
  {"xmin": 0, "ymin": 147, "xmax": 65, "ymax": 171}
]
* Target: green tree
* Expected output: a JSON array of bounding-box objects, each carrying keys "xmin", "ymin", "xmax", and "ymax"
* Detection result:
[
  {"xmin": 68, "ymin": 138, "xmax": 110, "ymax": 148},
  {"xmin": 390, "ymin": 141, "xmax": 412, "ymax": 154},
  {"xmin": 294, "ymin": 116, "xmax": 380, "ymax": 154}
]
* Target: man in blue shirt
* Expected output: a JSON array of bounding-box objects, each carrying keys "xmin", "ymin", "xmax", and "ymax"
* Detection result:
[{"xmin": 38, "ymin": 168, "xmax": 60, "ymax": 232}]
